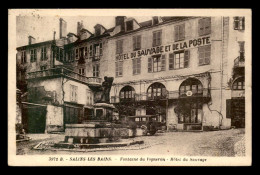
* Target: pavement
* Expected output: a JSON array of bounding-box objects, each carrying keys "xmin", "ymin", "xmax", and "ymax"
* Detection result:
[{"xmin": 16, "ymin": 128, "xmax": 245, "ymax": 157}]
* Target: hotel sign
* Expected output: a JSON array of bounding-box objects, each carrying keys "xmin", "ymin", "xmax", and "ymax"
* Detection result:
[{"xmin": 116, "ymin": 36, "xmax": 211, "ymax": 61}]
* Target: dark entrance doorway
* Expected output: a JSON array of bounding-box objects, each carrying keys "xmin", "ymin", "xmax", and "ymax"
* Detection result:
[
  {"xmin": 64, "ymin": 104, "xmax": 84, "ymax": 129},
  {"xmin": 22, "ymin": 105, "xmax": 47, "ymax": 133},
  {"xmin": 228, "ymin": 98, "xmax": 245, "ymax": 128}
]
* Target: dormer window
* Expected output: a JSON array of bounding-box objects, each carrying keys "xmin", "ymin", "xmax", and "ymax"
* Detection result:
[
  {"xmin": 126, "ymin": 20, "xmax": 133, "ymax": 31},
  {"xmin": 152, "ymin": 17, "xmax": 159, "ymax": 25}
]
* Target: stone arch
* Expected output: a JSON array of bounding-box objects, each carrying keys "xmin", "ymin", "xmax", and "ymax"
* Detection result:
[
  {"xmin": 147, "ymin": 82, "xmax": 167, "ymax": 100},
  {"xmin": 119, "ymin": 85, "xmax": 135, "ymax": 102},
  {"xmin": 179, "ymin": 78, "xmax": 203, "ymax": 96}
]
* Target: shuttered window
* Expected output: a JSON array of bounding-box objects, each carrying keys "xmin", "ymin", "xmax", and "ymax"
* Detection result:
[
  {"xmin": 198, "ymin": 18, "xmax": 211, "ymax": 36},
  {"xmin": 132, "ymin": 57, "xmax": 141, "ymax": 75},
  {"xmin": 173, "ymin": 50, "xmax": 189, "ymax": 69},
  {"xmin": 41, "ymin": 47, "xmax": 47, "ymax": 60},
  {"xmin": 116, "ymin": 61, "xmax": 123, "ymax": 77},
  {"xmin": 169, "ymin": 53, "xmax": 174, "ymax": 70},
  {"xmin": 148, "ymin": 54, "xmax": 166, "ymax": 73},
  {"xmin": 198, "ymin": 45, "xmax": 211, "ymax": 66},
  {"xmin": 100, "ymin": 43, "xmax": 103, "ymax": 55},
  {"xmin": 21, "ymin": 51, "xmax": 27, "ymax": 64},
  {"xmin": 133, "ymin": 35, "xmax": 141, "ymax": 51},
  {"xmin": 116, "ymin": 40, "xmax": 123, "ymax": 54},
  {"xmin": 93, "ymin": 64, "xmax": 99, "ymax": 77},
  {"xmin": 30, "ymin": 49, "xmax": 37, "ymax": 62},
  {"xmin": 174, "ymin": 24, "xmax": 185, "ymax": 41},
  {"xmin": 70, "ymin": 85, "xmax": 78, "ymax": 102},
  {"xmin": 84, "ymin": 47, "xmax": 88, "ymax": 58},
  {"xmin": 152, "ymin": 30, "xmax": 162, "ymax": 47}
]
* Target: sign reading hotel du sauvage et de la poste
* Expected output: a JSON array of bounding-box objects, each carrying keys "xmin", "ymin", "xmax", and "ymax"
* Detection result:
[{"xmin": 116, "ymin": 36, "xmax": 211, "ymax": 61}]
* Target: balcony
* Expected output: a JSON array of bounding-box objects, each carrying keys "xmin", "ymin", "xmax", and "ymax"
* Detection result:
[
  {"xmin": 110, "ymin": 88, "xmax": 210, "ymax": 103},
  {"xmin": 26, "ymin": 67, "xmax": 102, "ymax": 86},
  {"xmin": 234, "ymin": 56, "xmax": 245, "ymax": 68}
]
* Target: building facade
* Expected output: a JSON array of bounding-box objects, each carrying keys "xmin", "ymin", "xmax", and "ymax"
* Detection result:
[{"xmin": 16, "ymin": 16, "xmax": 246, "ymax": 133}]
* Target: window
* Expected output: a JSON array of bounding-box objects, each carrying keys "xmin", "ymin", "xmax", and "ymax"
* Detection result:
[
  {"xmin": 86, "ymin": 89, "xmax": 93, "ymax": 105},
  {"xmin": 79, "ymin": 68, "xmax": 85, "ymax": 76},
  {"xmin": 30, "ymin": 49, "xmax": 37, "ymax": 62},
  {"xmin": 119, "ymin": 86, "xmax": 135, "ymax": 102},
  {"xmin": 132, "ymin": 57, "xmax": 141, "ymax": 75},
  {"xmin": 148, "ymin": 54, "xmax": 166, "ymax": 73},
  {"xmin": 89, "ymin": 45, "xmax": 93, "ymax": 57},
  {"xmin": 126, "ymin": 20, "xmax": 133, "ymax": 31},
  {"xmin": 133, "ymin": 35, "xmax": 141, "ymax": 51},
  {"xmin": 79, "ymin": 47, "xmax": 84, "ymax": 58},
  {"xmin": 75, "ymin": 48, "xmax": 79, "ymax": 60},
  {"xmin": 147, "ymin": 83, "xmax": 167, "ymax": 100},
  {"xmin": 198, "ymin": 45, "xmax": 211, "ymax": 66},
  {"xmin": 21, "ymin": 51, "xmax": 26, "ymax": 64},
  {"xmin": 198, "ymin": 18, "xmax": 211, "ymax": 36},
  {"xmin": 174, "ymin": 24, "xmax": 185, "ymax": 41},
  {"xmin": 234, "ymin": 17, "xmax": 245, "ymax": 30},
  {"xmin": 95, "ymin": 27, "xmax": 101, "ymax": 36},
  {"xmin": 152, "ymin": 17, "xmax": 159, "ymax": 25},
  {"xmin": 232, "ymin": 77, "xmax": 245, "ymax": 90},
  {"xmin": 84, "ymin": 47, "xmax": 88, "ymax": 58},
  {"xmin": 115, "ymin": 61, "xmax": 123, "ymax": 77},
  {"xmin": 116, "ymin": 40, "xmax": 123, "ymax": 54},
  {"xmin": 174, "ymin": 50, "xmax": 189, "ymax": 69},
  {"xmin": 70, "ymin": 85, "xmax": 78, "ymax": 102},
  {"xmin": 153, "ymin": 30, "xmax": 162, "ymax": 47},
  {"xmin": 94, "ymin": 44, "xmax": 100, "ymax": 57},
  {"xmin": 41, "ymin": 47, "xmax": 47, "ymax": 60},
  {"xmin": 59, "ymin": 48, "xmax": 63, "ymax": 61},
  {"xmin": 93, "ymin": 64, "xmax": 99, "ymax": 77},
  {"xmin": 239, "ymin": 41, "xmax": 245, "ymax": 61},
  {"xmin": 40, "ymin": 66, "xmax": 47, "ymax": 71}
]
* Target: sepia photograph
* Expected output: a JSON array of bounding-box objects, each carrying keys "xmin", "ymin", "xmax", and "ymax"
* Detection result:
[{"xmin": 8, "ymin": 9, "xmax": 252, "ymax": 166}]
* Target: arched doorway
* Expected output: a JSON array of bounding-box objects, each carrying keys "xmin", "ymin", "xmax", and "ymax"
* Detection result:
[
  {"xmin": 118, "ymin": 86, "xmax": 136, "ymax": 116},
  {"xmin": 146, "ymin": 82, "xmax": 167, "ymax": 124},
  {"xmin": 177, "ymin": 78, "xmax": 203, "ymax": 130}
]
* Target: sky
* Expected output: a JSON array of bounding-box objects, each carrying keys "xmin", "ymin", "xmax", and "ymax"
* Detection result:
[{"xmin": 16, "ymin": 16, "xmax": 153, "ymax": 47}]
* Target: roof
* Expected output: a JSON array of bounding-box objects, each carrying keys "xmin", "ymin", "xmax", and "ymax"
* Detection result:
[{"xmin": 16, "ymin": 40, "xmax": 54, "ymax": 50}]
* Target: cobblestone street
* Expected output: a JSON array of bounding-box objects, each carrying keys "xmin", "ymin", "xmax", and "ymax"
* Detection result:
[{"xmin": 16, "ymin": 128, "xmax": 245, "ymax": 157}]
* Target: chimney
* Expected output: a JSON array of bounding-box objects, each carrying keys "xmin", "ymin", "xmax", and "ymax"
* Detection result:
[
  {"xmin": 77, "ymin": 21, "xmax": 84, "ymax": 36},
  {"xmin": 59, "ymin": 18, "xmax": 67, "ymax": 39},
  {"xmin": 115, "ymin": 16, "xmax": 126, "ymax": 31},
  {"xmin": 28, "ymin": 36, "xmax": 35, "ymax": 45}
]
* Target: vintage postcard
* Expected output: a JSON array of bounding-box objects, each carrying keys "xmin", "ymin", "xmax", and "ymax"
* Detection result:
[{"xmin": 8, "ymin": 9, "xmax": 252, "ymax": 166}]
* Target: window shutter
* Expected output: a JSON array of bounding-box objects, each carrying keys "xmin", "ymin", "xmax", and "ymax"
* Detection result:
[
  {"xmin": 161, "ymin": 54, "xmax": 166, "ymax": 71},
  {"xmin": 169, "ymin": 53, "xmax": 174, "ymax": 70},
  {"xmin": 132, "ymin": 59, "xmax": 136, "ymax": 74},
  {"xmin": 198, "ymin": 19, "xmax": 204, "ymax": 36},
  {"xmin": 115, "ymin": 62, "xmax": 118, "ymax": 77},
  {"xmin": 205, "ymin": 18, "xmax": 211, "ymax": 35},
  {"xmin": 198, "ymin": 47, "xmax": 204, "ymax": 65},
  {"xmin": 180, "ymin": 24, "xmax": 185, "ymax": 40},
  {"xmin": 137, "ymin": 57, "xmax": 141, "ymax": 74},
  {"xmin": 133, "ymin": 36, "xmax": 136, "ymax": 50},
  {"xmin": 158, "ymin": 31, "xmax": 162, "ymax": 46},
  {"xmin": 137, "ymin": 35, "xmax": 141, "ymax": 49},
  {"xmin": 234, "ymin": 17, "xmax": 239, "ymax": 30},
  {"xmin": 100, "ymin": 43, "xmax": 103, "ymax": 55},
  {"xmin": 153, "ymin": 32, "xmax": 156, "ymax": 47},
  {"xmin": 148, "ymin": 57, "xmax": 152, "ymax": 72},
  {"xmin": 174, "ymin": 26, "xmax": 179, "ymax": 41},
  {"xmin": 242, "ymin": 17, "xmax": 245, "ymax": 30},
  {"xmin": 120, "ymin": 61, "xmax": 123, "ymax": 76},
  {"xmin": 184, "ymin": 50, "xmax": 190, "ymax": 68}
]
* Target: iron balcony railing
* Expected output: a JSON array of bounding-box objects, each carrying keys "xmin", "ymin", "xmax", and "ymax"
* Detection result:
[
  {"xmin": 234, "ymin": 56, "xmax": 245, "ymax": 68},
  {"xmin": 110, "ymin": 88, "xmax": 210, "ymax": 103},
  {"xmin": 26, "ymin": 67, "xmax": 102, "ymax": 85}
]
